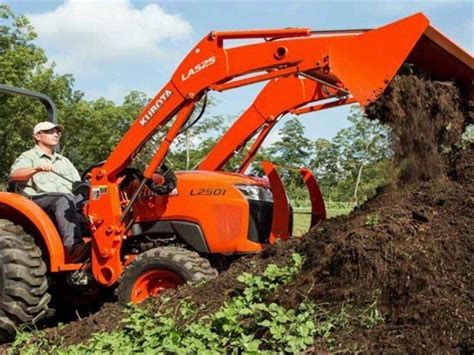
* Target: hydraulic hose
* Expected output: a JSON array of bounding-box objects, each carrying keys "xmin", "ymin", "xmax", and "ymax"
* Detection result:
[
  {"xmin": 146, "ymin": 165, "xmax": 177, "ymax": 195},
  {"xmin": 178, "ymin": 93, "xmax": 208, "ymax": 135}
]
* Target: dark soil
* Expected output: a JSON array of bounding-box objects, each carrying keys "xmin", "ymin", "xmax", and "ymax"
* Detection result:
[
  {"xmin": 365, "ymin": 75, "xmax": 467, "ymax": 184},
  {"xmin": 283, "ymin": 155, "xmax": 473, "ymax": 352},
  {"xmin": 284, "ymin": 75, "xmax": 473, "ymax": 353},
  {"xmin": 1, "ymin": 75, "xmax": 472, "ymax": 353}
]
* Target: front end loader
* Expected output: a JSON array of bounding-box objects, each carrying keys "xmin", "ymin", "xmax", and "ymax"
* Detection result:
[{"xmin": 0, "ymin": 13, "xmax": 472, "ymax": 342}]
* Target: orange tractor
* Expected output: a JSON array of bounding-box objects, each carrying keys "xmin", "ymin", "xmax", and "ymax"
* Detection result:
[{"xmin": 0, "ymin": 13, "xmax": 471, "ymax": 341}]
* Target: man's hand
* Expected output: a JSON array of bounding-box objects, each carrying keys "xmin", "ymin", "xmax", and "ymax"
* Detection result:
[{"xmin": 35, "ymin": 163, "xmax": 54, "ymax": 173}]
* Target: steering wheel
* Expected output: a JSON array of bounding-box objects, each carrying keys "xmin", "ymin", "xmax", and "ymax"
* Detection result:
[{"xmin": 78, "ymin": 162, "xmax": 175, "ymax": 196}]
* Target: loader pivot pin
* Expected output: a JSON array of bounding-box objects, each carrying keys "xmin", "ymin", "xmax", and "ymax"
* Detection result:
[
  {"xmin": 131, "ymin": 270, "xmax": 184, "ymax": 303},
  {"xmin": 274, "ymin": 47, "xmax": 288, "ymax": 59}
]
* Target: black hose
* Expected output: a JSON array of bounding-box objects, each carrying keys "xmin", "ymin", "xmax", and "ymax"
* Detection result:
[
  {"xmin": 178, "ymin": 93, "xmax": 208, "ymax": 135},
  {"xmin": 146, "ymin": 164, "xmax": 177, "ymax": 195}
]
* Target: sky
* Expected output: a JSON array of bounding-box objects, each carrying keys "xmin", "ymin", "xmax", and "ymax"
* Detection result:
[{"xmin": 4, "ymin": 0, "xmax": 473, "ymax": 146}]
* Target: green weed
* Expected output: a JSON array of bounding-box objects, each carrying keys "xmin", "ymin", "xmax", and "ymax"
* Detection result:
[
  {"xmin": 365, "ymin": 213, "xmax": 379, "ymax": 226},
  {"xmin": 9, "ymin": 327, "xmax": 57, "ymax": 355},
  {"xmin": 16, "ymin": 254, "xmax": 383, "ymax": 354}
]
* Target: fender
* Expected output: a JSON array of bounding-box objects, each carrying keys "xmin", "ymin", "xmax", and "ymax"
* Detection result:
[{"xmin": 0, "ymin": 192, "xmax": 77, "ymax": 271}]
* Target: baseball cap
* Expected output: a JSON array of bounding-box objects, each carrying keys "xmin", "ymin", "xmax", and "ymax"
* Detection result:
[{"xmin": 33, "ymin": 121, "xmax": 64, "ymax": 135}]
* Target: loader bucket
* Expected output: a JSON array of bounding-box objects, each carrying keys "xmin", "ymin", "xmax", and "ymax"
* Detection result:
[
  {"xmin": 406, "ymin": 25, "xmax": 473, "ymax": 99},
  {"xmin": 327, "ymin": 13, "xmax": 473, "ymax": 106}
]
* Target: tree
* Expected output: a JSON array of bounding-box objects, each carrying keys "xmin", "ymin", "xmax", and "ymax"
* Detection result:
[
  {"xmin": 310, "ymin": 138, "xmax": 341, "ymax": 196},
  {"xmin": 0, "ymin": 4, "xmax": 77, "ymax": 184},
  {"xmin": 267, "ymin": 116, "xmax": 311, "ymax": 186},
  {"xmin": 61, "ymin": 92, "xmax": 150, "ymax": 173},
  {"xmin": 331, "ymin": 107, "xmax": 391, "ymax": 204},
  {"xmin": 307, "ymin": 106, "xmax": 393, "ymax": 204},
  {"xmin": 0, "ymin": 5, "xmax": 155, "ymax": 183}
]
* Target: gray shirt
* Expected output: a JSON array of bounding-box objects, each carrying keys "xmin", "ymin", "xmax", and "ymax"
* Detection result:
[{"xmin": 10, "ymin": 145, "xmax": 80, "ymax": 196}]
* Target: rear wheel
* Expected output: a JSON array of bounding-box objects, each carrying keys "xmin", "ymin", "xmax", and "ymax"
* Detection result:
[
  {"xmin": 117, "ymin": 246, "xmax": 217, "ymax": 305},
  {"xmin": 0, "ymin": 220, "xmax": 51, "ymax": 343}
]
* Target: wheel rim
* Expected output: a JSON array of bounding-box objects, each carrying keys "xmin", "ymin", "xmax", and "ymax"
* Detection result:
[{"xmin": 130, "ymin": 270, "xmax": 184, "ymax": 304}]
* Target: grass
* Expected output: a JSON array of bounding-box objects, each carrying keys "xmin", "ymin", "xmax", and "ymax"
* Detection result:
[{"xmin": 292, "ymin": 205, "xmax": 352, "ymax": 236}]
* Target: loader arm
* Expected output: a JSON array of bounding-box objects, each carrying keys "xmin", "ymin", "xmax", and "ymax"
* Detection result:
[
  {"xmin": 87, "ymin": 13, "xmax": 472, "ymax": 286},
  {"xmin": 196, "ymin": 74, "xmax": 355, "ymax": 172},
  {"xmin": 197, "ymin": 24, "xmax": 472, "ymax": 174}
]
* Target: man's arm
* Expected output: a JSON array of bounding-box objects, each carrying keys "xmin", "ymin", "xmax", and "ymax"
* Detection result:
[{"xmin": 10, "ymin": 163, "xmax": 54, "ymax": 182}]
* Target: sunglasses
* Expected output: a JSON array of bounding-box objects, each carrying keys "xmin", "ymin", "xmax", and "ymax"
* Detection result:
[{"xmin": 40, "ymin": 129, "xmax": 62, "ymax": 135}]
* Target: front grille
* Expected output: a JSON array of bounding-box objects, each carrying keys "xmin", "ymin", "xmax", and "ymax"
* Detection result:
[{"xmin": 247, "ymin": 200, "xmax": 273, "ymax": 244}]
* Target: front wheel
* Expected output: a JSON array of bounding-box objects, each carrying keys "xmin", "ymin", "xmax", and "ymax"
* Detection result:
[
  {"xmin": 0, "ymin": 220, "xmax": 51, "ymax": 343},
  {"xmin": 116, "ymin": 247, "xmax": 217, "ymax": 305}
]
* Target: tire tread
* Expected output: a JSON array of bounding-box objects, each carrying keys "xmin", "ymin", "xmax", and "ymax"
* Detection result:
[{"xmin": 0, "ymin": 219, "xmax": 51, "ymax": 343}]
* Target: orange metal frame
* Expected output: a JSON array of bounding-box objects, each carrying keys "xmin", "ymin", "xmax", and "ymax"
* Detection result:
[
  {"xmin": 260, "ymin": 161, "xmax": 290, "ymax": 243},
  {"xmin": 300, "ymin": 167, "xmax": 326, "ymax": 226},
  {"xmin": 80, "ymin": 13, "xmax": 471, "ymax": 286}
]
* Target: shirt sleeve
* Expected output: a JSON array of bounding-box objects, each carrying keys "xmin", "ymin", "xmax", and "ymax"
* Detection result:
[{"xmin": 10, "ymin": 152, "xmax": 34, "ymax": 175}]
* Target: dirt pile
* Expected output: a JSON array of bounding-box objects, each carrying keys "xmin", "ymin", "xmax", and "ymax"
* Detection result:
[{"xmin": 286, "ymin": 152, "xmax": 473, "ymax": 352}]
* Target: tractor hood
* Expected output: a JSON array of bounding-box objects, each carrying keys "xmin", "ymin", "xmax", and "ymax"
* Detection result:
[{"xmin": 175, "ymin": 170, "xmax": 269, "ymax": 187}]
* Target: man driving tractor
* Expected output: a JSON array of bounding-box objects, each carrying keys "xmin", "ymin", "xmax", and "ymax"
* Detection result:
[{"xmin": 9, "ymin": 121, "xmax": 89, "ymax": 262}]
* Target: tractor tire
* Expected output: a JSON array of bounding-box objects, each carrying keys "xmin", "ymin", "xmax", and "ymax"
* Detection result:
[
  {"xmin": 0, "ymin": 220, "xmax": 51, "ymax": 343},
  {"xmin": 117, "ymin": 246, "xmax": 217, "ymax": 305}
]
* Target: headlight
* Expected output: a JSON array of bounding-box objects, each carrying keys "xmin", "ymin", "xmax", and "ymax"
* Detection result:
[{"xmin": 234, "ymin": 184, "xmax": 273, "ymax": 202}]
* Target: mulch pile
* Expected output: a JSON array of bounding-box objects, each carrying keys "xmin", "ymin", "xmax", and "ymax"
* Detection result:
[
  {"xmin": 365, "ymin": 74, "xmax": 467, "ymax": 184},
  {"xmin": 2, "ymin": 75, "xmax": 472, "ymax": 353}
]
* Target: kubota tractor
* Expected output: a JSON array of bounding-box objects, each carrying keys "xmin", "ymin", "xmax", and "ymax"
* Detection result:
[{"xmin": 0, "ymin": 13, "xmax": 471, "ymax": 342}]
